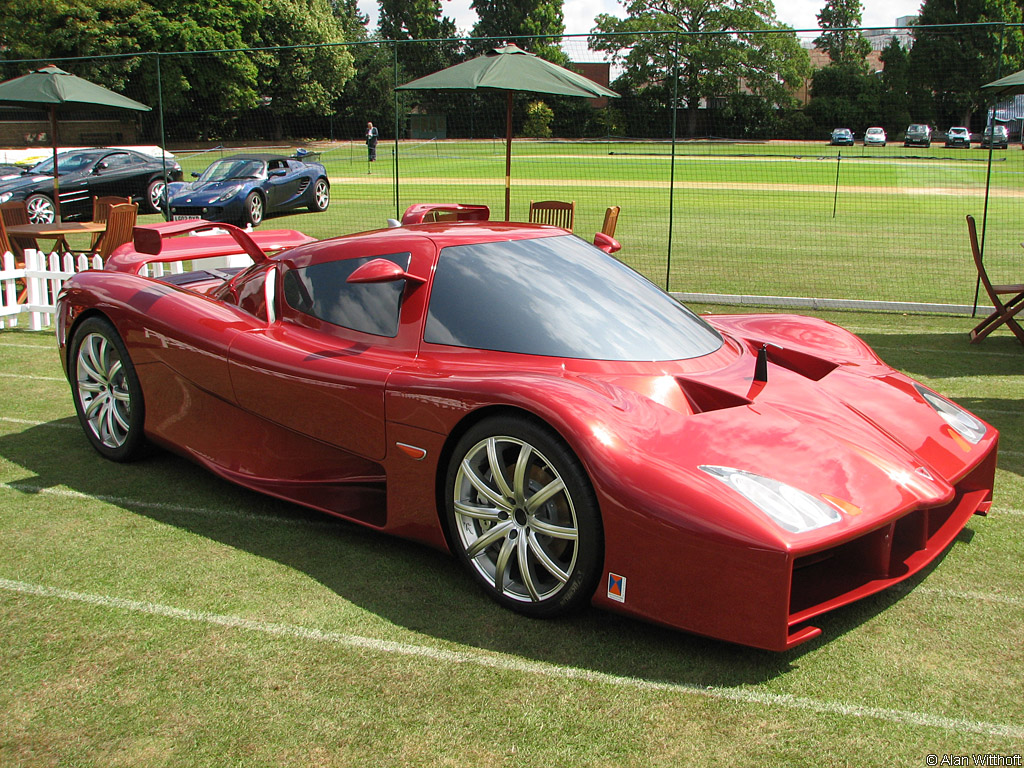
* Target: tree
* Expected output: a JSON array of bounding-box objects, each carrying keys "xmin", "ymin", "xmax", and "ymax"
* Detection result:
[
  {"xmin": 377, "ymin": 0, "xmax": 459, "ymax": 79},
  {"xmin": 814, "ymin": 0, "xmax": 871, "ymax": 68},
  {"xmin": 590, "ymin": 0, "xmax": 810, "ymax": 137},
  {"xmin": 469, "ymin": 0, "xmax": 567, "ymax": 64},
  {"xmin": 254, "ymin": 0, "xmax": 355, "ymax": 139},
  {"xmin": 909, "ymin": 0, "xmax": 1024, "ymax": 127}
]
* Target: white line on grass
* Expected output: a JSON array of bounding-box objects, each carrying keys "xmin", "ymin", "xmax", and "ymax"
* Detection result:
[
  {"xmin": 0, "ymin": 417, "xmax": 76, "ymax": 429},
  {"xmin": 0, "ymin": 371, "xmax": 64, "ymax": 382},
  {"xmin": 0, "ymin": 576, "xmax": 1021, "ymax": 741},
  {"xmin": 0, "ymin": 481, "xmax": 340, "ymax": 529},
  {"xmin": 0, "ymin": 342, "xmax": 55, "ymax": 350}
]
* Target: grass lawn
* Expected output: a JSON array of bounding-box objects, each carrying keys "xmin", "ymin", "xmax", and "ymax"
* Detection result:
[
  {"xmin": 1, "ymin": 307, "xmax": 1021, "ymax": 767},
  {"xmin": 167, "ymin": 138, "xmax": 1024, "ymax": 306}
]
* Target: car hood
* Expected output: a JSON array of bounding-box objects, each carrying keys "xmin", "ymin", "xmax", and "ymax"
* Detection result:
[
  {"xmin": 0, "ymin": 173, "xmax": 53, "ymax": 193},
  {"xmin": 167, "ymin": 179, "xmax": 251, "ymax": 202},
  {"xmin": 548, "ymin": 314, "xmax": 994, "ymax": 551}
]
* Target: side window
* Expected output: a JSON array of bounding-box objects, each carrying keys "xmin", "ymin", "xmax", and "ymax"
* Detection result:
[
  {"xmin": 282, "ymin": 253, "xmax": 411, "ymax": 337},
  {"xmin": 101, "ymin": 153, "xmax": 132, "ymax": 170}
]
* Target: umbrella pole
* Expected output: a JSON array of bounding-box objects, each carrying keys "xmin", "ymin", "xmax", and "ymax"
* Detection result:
[
  {"xmin": 505, "ymin": 91, "xmax": 512, "ymax": 221},
  {"xmin": 50, "ymin": 106, "xmax": 61, "ymax": 223}
]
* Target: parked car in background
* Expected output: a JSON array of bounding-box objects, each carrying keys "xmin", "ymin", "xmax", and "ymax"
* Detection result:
[
  {"xmin": 0, "ymin": 148, "xmax": 183, "ymax": 224},
  {"xmin": 904, "ymin": 124, "xmax": 932, "ymax": 148},
  {"xmin": 166, "ymin": 153, "xmax": 330, "ymax": 227},
  {"xmin": 944, "ymin": 127, "xmax": 971, "ymax": 148},
  {"xmin": 981, "ymin": 125, "xmax": 1009, "ymax": 149},
  {"xmin": 830, "ymin": 128, "xmax": 854, "ymax": 146},
  {"xmin": 864, "ymin": 127, "xmax": 887, "ymax": 146}
]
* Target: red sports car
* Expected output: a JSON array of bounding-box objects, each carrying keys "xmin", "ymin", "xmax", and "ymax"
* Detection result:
[{"xmin": 55, "ymin": 218, "xmax": 998, "ymax": 651}]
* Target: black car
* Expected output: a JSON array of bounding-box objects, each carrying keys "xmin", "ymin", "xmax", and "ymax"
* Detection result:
[
  {"xmin": 981, "ymin": 125, "xmax": 1009, "ymax": 149},
  {"xmin": 904, "ymin": 124, "xmax": 932, "ymax": 148},
  {"xmin": 0, "ymin": 148, "xmax": 183, "ymax": 224}
]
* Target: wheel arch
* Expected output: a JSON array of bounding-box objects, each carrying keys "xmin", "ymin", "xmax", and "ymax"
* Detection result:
[{"xmin": 431, "ymin": 403, "xmax": 600, "ymax": 551}]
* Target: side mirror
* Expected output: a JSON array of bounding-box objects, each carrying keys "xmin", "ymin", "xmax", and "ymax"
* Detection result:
[
  {"xmin": 93, "ymin": 162, "xmax": 108, "ymax": 174},
  {"xmin": 191, "ymin": 171, "xmax": 200, "ymax": 178},
  {"xmin": 593, "ymin": 232, "xmax": 621, "ymax": 254},
  {"xmin": 347, "ymin": 258, "xmax": 425, "ymax": 285},
  {"xmin": 269, "ymin": 169, "xmax": 287, "ymax": 177}
]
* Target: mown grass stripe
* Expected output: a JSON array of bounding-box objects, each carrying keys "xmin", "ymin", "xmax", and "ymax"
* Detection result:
[
  {"xmin": 0, "ymin": 481, "xmax": 338, "ymax": 529},
  {"xmin": 3, "ymin": 481, "xmax": 1020, "ymax": 601},
  {"xmin": 0, "ymin": 342, "xmax": 55, "ymax": 350},
  {"xmin": 1, "ymin": 576, "xmax": 1021, "ymax": 740},
  {"xmin": 0, "ymin": 416, "xmax": 76, "ymax": 429}
]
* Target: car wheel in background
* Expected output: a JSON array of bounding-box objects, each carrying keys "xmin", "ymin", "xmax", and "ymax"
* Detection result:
[
  {"xmin": 310, "ymin": 178, "xmax": 330, "ymax": 213},
  {"xmin": 69, "ymin": 316, "xmax": 147, "ymax": 462},
  {"xmin": 26, "ymin": 193, "xmax": 56, "ymax": 224},
  {"xmin": 244, "ymin": 191, "xmax": 264, "ymax": 227},
  {"xmin": 146, "ymin": 178, "xmax": 167, "ymax": 213},
  {"xmin": 443, "ymin": 415, "xmax": 604, "ymax": 618}
]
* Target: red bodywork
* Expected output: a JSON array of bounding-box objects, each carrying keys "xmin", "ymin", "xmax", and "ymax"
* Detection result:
[{"xmin": 55, "ymin": 219, "xmax": 998, "ymax": 651}]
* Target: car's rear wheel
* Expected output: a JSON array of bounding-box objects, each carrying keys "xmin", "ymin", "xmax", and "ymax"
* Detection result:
[
  {"xmin": 146, "ymin": 178, "xmax": 166, "ymax": 214},
  {"xmin": 69, "ymin": 317, "xmax": 147, "ymax": 462},
  {"xmin": 310, "ymin": 178, "xmax": 330, "ymax": 212},
  {"xmin": 244, "ymin": 191, "xmax": 264, "ymax": 227},
  {"xmin": 26, "ymin": 193, "xmax": 55, "ymax": 224},
  {"xmin": 444, "ymin": 415, "xmax": 603, "ymax": 618}
]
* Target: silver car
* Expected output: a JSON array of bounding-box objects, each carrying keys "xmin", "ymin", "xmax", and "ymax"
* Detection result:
[{"xmin": 864, "ymin": 127, "xmax": 887, "ymax": 146}]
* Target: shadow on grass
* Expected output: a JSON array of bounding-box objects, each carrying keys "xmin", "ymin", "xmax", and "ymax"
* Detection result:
[
  {"xmin": 0, "ymin": 419, "xmax": 978, "ymax": 691},
  {"xmin": 854, "ymin": 329, "xmax": 1024, "ymax": 381}
]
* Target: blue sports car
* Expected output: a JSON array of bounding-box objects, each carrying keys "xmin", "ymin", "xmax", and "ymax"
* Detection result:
[{"xmin": 166, "ymin": 153, "xmax": 330, "ymax": 227}]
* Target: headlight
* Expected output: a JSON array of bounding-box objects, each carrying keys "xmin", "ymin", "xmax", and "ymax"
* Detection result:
[
  {"xmin": 914, "ymin": 384, "xmax": 986, "ymax": 444},
  {"xmin": 0, "ymin": 191, "xmax": 12, "ymax": 204},
  {"xmin": 699, "ymin": 466, "xmax": 842, "ymax": 534},
  {"xmin": 214, "ymin": 184, "xmax": 243, "ymax": 203}
]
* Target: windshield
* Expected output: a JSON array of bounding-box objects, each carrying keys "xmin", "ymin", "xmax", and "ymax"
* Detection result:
[
  {"xmin": 30, "ymin": 153, "xmax": 95, "ymax": 175},
  {"xmin": 198, "ymin": 158, "xmax": 265, "ymax": 183},
  {"xmin": 425, "ymin": 235, "xmax": 723, "ymax": 361}
]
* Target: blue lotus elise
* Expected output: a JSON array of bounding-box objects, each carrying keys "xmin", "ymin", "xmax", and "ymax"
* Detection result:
[{"xmin": 166, "ymin": 153, "xmax": 330, "ymax": 227}]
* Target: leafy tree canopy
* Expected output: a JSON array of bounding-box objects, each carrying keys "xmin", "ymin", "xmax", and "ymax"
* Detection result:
[
  {"xmin": 814, "ymin": 0, "xmax": 871, "ymax": 67},
  {"xmin": 469, "ymin": 0, "xmax": 568, "ymax": 64},
  {"xmin": 589, "ymin": 0, "xmax": 810, "ymax": 136}
]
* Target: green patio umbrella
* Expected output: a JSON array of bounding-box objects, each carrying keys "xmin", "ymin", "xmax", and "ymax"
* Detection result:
[
  {"xmin": 981, "ymin": 68, "xmax": 1024, "ymax": 97},
  {"xmin": 0, "ymin": 65, "xmax": 151, "ymax": 220},
  {"xmin": 397, "ymin": 45, "xmax": 618, "ymax": 220}
]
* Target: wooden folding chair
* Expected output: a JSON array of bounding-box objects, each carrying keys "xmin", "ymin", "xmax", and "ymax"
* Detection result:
[
  {"xmin": 528, "ymin": 200, "xmax": 575, "ymax": 232},
  {"xmin": 97, "ymin": 203, "xmax": 139, "ymax": 259},
  {"xmin": 600, "ymin": 205, "xmax": 620, "ymax": 239},
  {"xmin": 91, "ymin": 196, "xmax": 131, "ymax": 248},
  {"xmin": 966, "ymin": 215, "xmax": 1024, "ymax": 345},
  {"xmin": 0, "ymin": 200, "xmax": 37, "ymax": 255}
]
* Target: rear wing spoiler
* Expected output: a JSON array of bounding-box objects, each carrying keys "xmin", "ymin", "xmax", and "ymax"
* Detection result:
[{"xmin": 105, "ymin": 219, "xmax": 316, "ymax": 274}]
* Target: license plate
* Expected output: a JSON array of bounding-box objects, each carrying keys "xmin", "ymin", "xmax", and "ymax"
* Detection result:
[{"xmin": 173, "ymin": 215, "xmax": 201, "ymax": 221}]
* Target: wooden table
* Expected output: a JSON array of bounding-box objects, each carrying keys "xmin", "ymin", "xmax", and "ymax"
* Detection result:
[{"xmin": 6, "ymin": 221, "xmax": 108, "ymax": 258}]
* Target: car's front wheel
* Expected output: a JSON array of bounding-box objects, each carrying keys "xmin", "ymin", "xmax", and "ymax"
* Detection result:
[
  {"xmin": 310, "ymin": 178, "xmax": 330, "ymax": 213},
  {"xmin": 444, "ymin": 415, "xmax": 603, "ymax": 618},
  {"xmin": 244, "ymin": 191, "xmax": 264, "ymax": 227},
  {"xmin": 146, "ymin": 178, "xmax": 166, "ymax": 214},
  {"xmin": 69, "ymin": 316, "xmax": 147, "ymax": 462},
  {"xmin": 26, "ymin": 193, "xmax": 56, "ymax": 224}
]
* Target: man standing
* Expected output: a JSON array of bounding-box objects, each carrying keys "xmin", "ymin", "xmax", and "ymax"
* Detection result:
[{"xmin": 366, "ymin": 121, "xmax": 378, "ymax": 165}]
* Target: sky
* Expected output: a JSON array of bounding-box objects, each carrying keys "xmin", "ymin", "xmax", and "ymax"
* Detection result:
[{"xmin": 356, "ymin": 0, "xmax": 925, "ymax": 40}]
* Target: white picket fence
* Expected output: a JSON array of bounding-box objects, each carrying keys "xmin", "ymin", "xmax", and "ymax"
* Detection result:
[
  {"xmin": 0, "ymin": 246, "xmax": 252, "ymax": 331},
  {"xmin": 0, "ymin": 249, "xmax": 106, "ymax": 331}
]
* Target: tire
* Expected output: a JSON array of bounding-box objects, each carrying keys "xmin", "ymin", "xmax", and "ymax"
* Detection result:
[
  {"xmin": 310, "ymin": 178, "xmax": 330, "ymax": 213},
  {"xmin": 244, "ymin": 191, "xmax": 264, "ymax": 227},
  {"xmin": 443, "ymin": 415, "xmax": 603, "ymax": 618},
  {"xmin": 26, "ymin": 193, "xmax": 56, "ymax": 224},
  {"xmin": 69, "ymin": 317, "xmax": 147, "ymax": 462},
  {"xmin": 146, "ymin": 178, "xmax": 166, "ymax": 214}
]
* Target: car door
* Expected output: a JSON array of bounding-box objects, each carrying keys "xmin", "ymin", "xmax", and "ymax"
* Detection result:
[
  {"xmin": 87, "ymin": 151, "xmax": 142, "ymax": 202},
  {"xmin": 226, "ymin": 238, "xmax": 433, "ymax": 461},
  {"xmin": 263, "ymin": 158, "xmax": 303, "ymax": 211}
]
